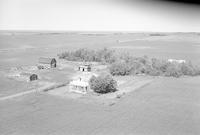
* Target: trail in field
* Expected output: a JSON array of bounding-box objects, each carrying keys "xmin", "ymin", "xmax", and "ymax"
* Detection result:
[{"xmin": 0, "ymin": 82, "xmax": 55, "ymax": 101}]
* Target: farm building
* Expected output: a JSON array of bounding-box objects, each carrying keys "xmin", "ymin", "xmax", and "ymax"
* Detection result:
[
  {"xmin": 69, "ymin": 80, "xmax": 89, "ymax": 94},
  {"xmin": 69, "ymin": 72, "xmax": 98, "ymax": 94},
  {"xmin": 168, "ymin": 59, "xmax": 186, "ymax": 64},
  {"xmin": 78, "ymin": 64, "xmax": 91, "ymax": 72},
  {"xmin": 38, "ymin": 57, "xmax": 57, "ymax": 69},
  {"xmin": 19, "ymin": 73, "xmax": 38, "ymax": 82}
]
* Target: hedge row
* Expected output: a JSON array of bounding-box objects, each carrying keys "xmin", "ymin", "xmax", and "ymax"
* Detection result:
[
  {"xmin": 58, "ymin": 48, "xmax": 116, "ymax": 64},
  {"xmin": 58, "ymin": 48, "xmax": 200, "ymax": 77},
  {"xmin": 109, "ymin": 57, "xmax": 200, "ymax": 77}
]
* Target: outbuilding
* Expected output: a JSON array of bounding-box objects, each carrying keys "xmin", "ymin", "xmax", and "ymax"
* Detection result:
[
  {"xmin": 78, "ymin": 64, "xmax": 91, "ymax": 72},
  {"xmin": 168, "ymin": 59, "xmax": 186, "ymax": 64},
  {"xmin": 38, "ymin": 57, "xmax": 57, "ymax": 69},
  {"xmin": 20, "ymin": 73, "xmax": 38, "ymax": 82}
]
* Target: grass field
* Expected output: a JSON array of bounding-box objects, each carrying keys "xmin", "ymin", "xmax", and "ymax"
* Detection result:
[
  {"xmin": 0, "ymin": 31, "xmax": 200, "ymax": 135},
  {"xmin": 0, "ymin": 76, "xmax": 199, "ymax": 135},
  {"xmin": 0, "ymin": 59, "xmax": 75, "ymax": 97}
]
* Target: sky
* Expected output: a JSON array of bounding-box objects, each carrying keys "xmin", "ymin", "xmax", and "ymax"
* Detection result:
[{"xmin": 0, "ymin": 0, "xmax": 200, "ymax": 32}]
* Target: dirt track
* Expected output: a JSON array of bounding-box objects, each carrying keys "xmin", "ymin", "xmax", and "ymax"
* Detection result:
[{"xmin": 0, "ymin": 77, "xmax": 200, "ymax": 135}]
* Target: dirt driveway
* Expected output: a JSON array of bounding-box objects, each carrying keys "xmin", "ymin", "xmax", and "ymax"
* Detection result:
[{"xmin": 0, "ymin": 77, "xmax": 200, "ymax": 135}]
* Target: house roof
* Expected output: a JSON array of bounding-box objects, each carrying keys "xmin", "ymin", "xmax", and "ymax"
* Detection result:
[
  {"xmin": 69, "ymin": 80, "xmax": 89, "ymax": 87},
  {"xmin": 39, "ymin": 57, "xmax": 56, "ymax": 64},
  {"xmin": 79, "ymin": 65, "xmax": 91, "ymax": 68}
]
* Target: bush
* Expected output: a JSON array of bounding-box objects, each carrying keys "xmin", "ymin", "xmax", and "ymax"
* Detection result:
[{"xmin": 89, "ymin": 73, "xmax": 117, "ymax": 93}]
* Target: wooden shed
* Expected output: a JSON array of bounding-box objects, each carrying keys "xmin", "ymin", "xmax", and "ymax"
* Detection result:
[
  {"xmin": 78, "ymin": 64, "xmax": 91, "ymax": 72},
  {"xmin": 38, "ymin": 57, "xmax": 56, "ymax": 69},
  {"xmin": 20, "ymin": 73, "xmax": 38, "ymax": 82}
]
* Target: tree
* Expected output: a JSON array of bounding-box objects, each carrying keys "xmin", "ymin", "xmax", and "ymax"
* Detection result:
[
  {"xmin": 89, "ymin": 74, "xmax": 117, "ymax": 93},
  {"xmin": 164, "ymin": 63, "xmax": 182, "ymax": 78},
  {"xmin": 109, "ymin": 61, "xmax": 132, "ymax": 76},
  {"xmin": 58, "ymin": 48, "xmax": 200, "ymax": 77}
]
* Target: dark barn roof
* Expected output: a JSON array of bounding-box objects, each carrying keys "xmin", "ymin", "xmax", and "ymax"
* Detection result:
[
  {"xmin": 20, "ymin": 72, "xmax": 37, "ymax": 77},
  {"xmin": 20, "ymin": 72, "xmax": 38, "ymax": 81},
  {"xmin": 38, "ymin": 57, "xmax": 56, "ymax": 64}
]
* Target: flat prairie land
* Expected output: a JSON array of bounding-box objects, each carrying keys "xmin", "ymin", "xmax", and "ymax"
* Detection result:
[
  {"xmin": 1, "ymin": 31, "xmax": 199, "ymax": 95},
  {"xmin": 0, "ymin": 31, "xmax": 200, "ymax": 70},
  {"xmin": 0, "ymin": 31, "xmax": 200, "ymax": 135},
  {"xmin": 0, "ymin": 76, "xmax": 200, "ymax": 135}
]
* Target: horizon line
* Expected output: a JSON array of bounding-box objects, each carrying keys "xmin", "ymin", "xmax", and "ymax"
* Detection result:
[{"xmin": 0, "ymin": 29, "xmax": 200, "ymax": 33}]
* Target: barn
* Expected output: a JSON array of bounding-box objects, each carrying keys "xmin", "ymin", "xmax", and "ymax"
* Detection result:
[
  {"xmin": 38, "ymin": 57, "xmax": 57, "ymax": 69},
  {"xmin": 78, "ymin": 64, "xmax": 91, "ymax": 72},
  {"xmin": 20, "ymin": 73, "xmax": 38, "ymax": 82}
]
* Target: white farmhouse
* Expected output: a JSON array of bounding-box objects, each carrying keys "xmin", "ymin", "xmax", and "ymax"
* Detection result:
[{"xmin": 69, "ymin": 80, "xmax": 89, "ymax": 94}]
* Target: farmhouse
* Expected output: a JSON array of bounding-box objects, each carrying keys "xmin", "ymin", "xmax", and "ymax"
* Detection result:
[
  {"xmin": 78, "ymin": 64, "xmax": 91, "ymax": 72},
  {"xmin": 20, "ymin": 73, "xmax": 38, "ymax": 82},
  {"xmin": 69, "ymin": 79, "xmax": 89, "ymax": 94},
  {"xmin": 38, "ymin": 57, "xmax": 57, "ymax": 69},
  {"xmin": 69, "ymin": 72, "xmax": 98, "ymax": 94}
]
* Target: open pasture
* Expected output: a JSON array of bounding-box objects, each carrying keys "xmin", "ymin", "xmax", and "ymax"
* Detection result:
[{"xmin": 0, "ymin": 76, "xmax": 199, "ymax": 135}]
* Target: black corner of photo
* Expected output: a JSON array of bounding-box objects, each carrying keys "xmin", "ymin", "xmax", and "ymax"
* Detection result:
[{"xmin": 157, "ymin": 0, "xmax": 200, "ymax": 6}]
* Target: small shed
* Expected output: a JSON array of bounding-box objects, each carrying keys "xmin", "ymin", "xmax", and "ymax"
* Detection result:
[
  {"xmin": 69, "ymin": 80, "xmax": 89, "ymax": 94},
  {"xmin": 78, "ymin": 64, "xmax": 91, "ymax": 72},
  {"xmin": 38, "ymin": 57, "xmax": 57, "ymax": 69},
  {"xmin": 168, "ymin": 59, "xmax": 186, "ymax": 64},
  {"xmin": 20, "ymin": 73, "xmax": 38, "ymax": 82}
]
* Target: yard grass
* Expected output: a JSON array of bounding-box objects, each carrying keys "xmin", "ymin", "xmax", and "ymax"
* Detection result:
[
  {"xmin": 0, "ymin": 60, "xmax": 76, "ymax": 98},
  {"xmin": 46, "ymin": 75, "xmax": 155, "ymax": 106}
]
